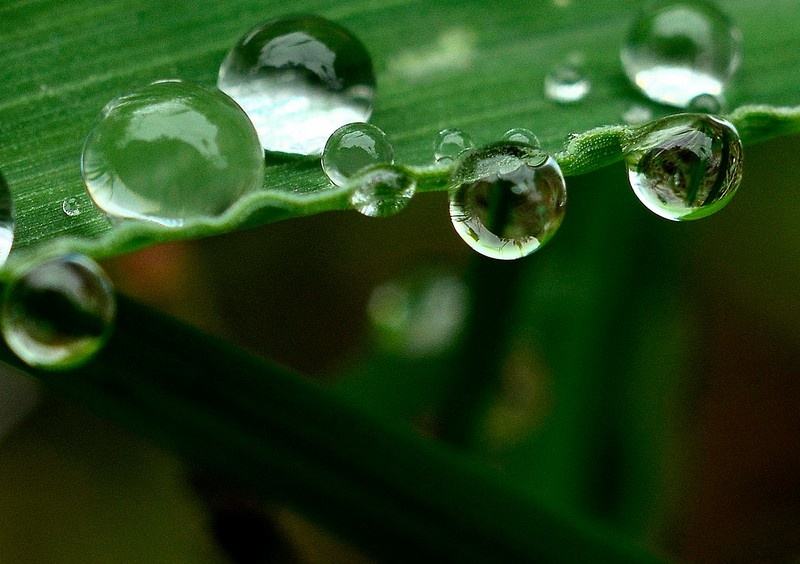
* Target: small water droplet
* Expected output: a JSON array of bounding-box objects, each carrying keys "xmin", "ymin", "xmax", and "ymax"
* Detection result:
[
  {"xmin": 688, "ymin": 93, "xmax": 723, "ymax": 114},
  {"xmin": 624, "ymin": 113, "xmax": 743, "ymax": 221},
  {"xmin": 82, "ymin": 80, "xmax": 265, "ymax": 228},
  {"xmin": 62, "ymin": 197, "xmax": 81, "ymax": 217},
  {"xmin": 449, "ymin": 143, "xmax": 566, "ymax": 260},
  {"xmin": 368, "ymin": 270, "xmax": 467, "ymax": 357},
  {"xmin": 218, "ymin": 15, "xmax": 375, "ymax": 156},
  {"xmin": 502, "ymin": 128, "xmax": 540, "ymax": 147},
  {"xmin": 544, "ymin": 55, "xmax": 591, "ymax": 104},
  {"xmin": 621, "ymin": 0, "xmax": 742, "ymax": 108},
  {"xmin": 622, "ymin": 104, "xmax": 653, "ymax": 125},
  {"xmin": 322, "ymin": 122, "xmax": 394, "ymax": 187},
  {"xmin": 0, "ymin": 171, "xmax": 15, "ymax": 268},
  {"xmin": 350, "ymin": 164, "xmax": 416, "ymax": 217},
  {"xmin": 434, "ymin": 128, "xmax": 475, "ymax": 164},
  {"xmin": 1, "ymin": 254, "xmax": 116, "ymax": 370}
]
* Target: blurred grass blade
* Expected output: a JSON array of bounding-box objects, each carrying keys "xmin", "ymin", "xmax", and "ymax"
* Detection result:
[{"xmin": 1, "ymin": 295, "xmax": 666, "ymax": 564}]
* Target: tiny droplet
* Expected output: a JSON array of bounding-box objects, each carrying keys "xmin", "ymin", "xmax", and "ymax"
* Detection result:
[
  {"xmin": 0, "ymin": 171, "xmax": 15, "ymax": 268},
  {"xmin": 544, "ymin": 55, "xmax": 591, "ymax": 104},
  {"xmin": 322, "ymin": 122, "xmax": 394, "ymax": 187},
  {"xmin": 434, "ymin": 128, "xmax": 475, "ymax": 164},
  {"xmin": 502, "ymin": 128, "xmax": 540, "ymax": 147},
  {"xmin": 350, "ymin": 164, "xmax": 416, "ymax": 217},
  {"xmin": 62, "ymin": 197, "xmax": 81, "ymax": 217}
]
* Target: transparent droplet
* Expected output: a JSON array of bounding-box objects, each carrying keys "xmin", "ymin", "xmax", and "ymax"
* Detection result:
[
  {"xmin": 1, "ymin": 254, "xmax": 116, "ymax": 370},
  {"xmin": 368, "ymin": 270, "xmax": 467, "ymax": 357},
  {"xmin": 350, "ymin": 164, "xmax": 416, "ymax": 217},
  {"xmin": 449, "ymin": 143, "xmax": 567, "ymax": 260},
  {"xmin": 624, "ymin": 113, "xmax": 743, "ymax": 221},
  {"xmin": 0, "ymin": 171, "xmax": 15, "ymax": 268},
  {"xmin": 82, "ymin": 80, "xmax": 265, "ymax": 228},
  {"xmin": 218, "ymin": 15, "xmax": 375, "ymax": 156},
  {"xmin": 544, "ymin": 55, "xmax": 591, "ymax": 104},
  {"xmin": 688, "ymin": 93, "xmax": 723, "ymax": 114},
  {"xmin": 502, "ymin": 128, "xmax": 540, "ymax": 148},
  {"xmin": 62, "ymin": 197, "xmax": 81, "ymax": 217},
  {"xmin": 622, "ymin": 104, "xmax": 654, "ymax": 125},
  {"xmin": 322, "ymin": 122, "xmax": 394, "ymax": 187},
  {"xmin": 621, "ymin": 0, "xmax": 742, "ymax": 108},
  {"xmin": 434, "ymin": 128, "xmax": 475, "ymax": 164}
]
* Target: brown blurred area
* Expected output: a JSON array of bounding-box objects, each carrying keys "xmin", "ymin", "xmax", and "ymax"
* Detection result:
[{"xmin": 0, "ymin": 136, "xmax": 798, "ymax": 563}]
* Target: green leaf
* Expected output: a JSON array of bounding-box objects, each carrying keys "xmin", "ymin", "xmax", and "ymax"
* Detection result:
[
  {"xmin": 1, "ymin": 0, "xmax": 800, "ymax": 270},
  {"xmin": 0, "ymin": 295, "xmax": 666, "ymax": 564}
]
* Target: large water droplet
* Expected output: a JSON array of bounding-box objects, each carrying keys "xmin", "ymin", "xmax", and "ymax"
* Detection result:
[
  {"xmin": 449, "ymin": 143, "xmax": 567, "ymax": 260},
  {"xmin": 322, "ymin": 122, "xmax": 394, "ymax": 186},
  {"xmin": 544, "ymin": 55, "xmax": 591, "ymax": 104},
  {"xmin": 82, "ymin": 80, "xmax": 265, "ymax": 228},
  {"xmin": 350, "ymin": 164, "xmax": 416, "ymax": 217},
  {"xmin": 502, "ymin": 128, "xmax": 540, "ymax": 147},
  {"xmin": 1, "ymin": 254, "xmax": 115, "ymax": 370},
  {"xmin": 624, "ymin": 113, "xmax": 743, "ymax": 221},
  {"xmin": 0, "ymin": 171, "xmax": 15, "ymax": 267},
  {"xmin": 621, "ymin": 0, "xmax": 742, "ymax": 108},
  {"xmin": 434, "ymin": 128, "xmax": 475, "ymax": 164},
  {"xmin": 368, "ymin": 270, "xmax": 467, "ymax": 357},
  {"xmin": 218, "ymin": 15, "xmax": 375, "ymax": 156}
]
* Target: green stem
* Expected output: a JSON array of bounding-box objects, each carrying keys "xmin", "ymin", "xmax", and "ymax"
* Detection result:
[{"xmin": 1, "ymin": 295, "xmax": 666, "ymax": 564}]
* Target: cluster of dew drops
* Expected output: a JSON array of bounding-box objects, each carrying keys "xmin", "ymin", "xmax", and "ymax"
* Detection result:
[{"xmin": 1, "ymin": 1, "xmax": 747, "ymax": 370}]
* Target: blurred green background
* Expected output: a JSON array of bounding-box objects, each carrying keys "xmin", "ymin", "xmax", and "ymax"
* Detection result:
[{"xmin": 1, "ymin": 133, "xmax": 798, "ymax": 563}]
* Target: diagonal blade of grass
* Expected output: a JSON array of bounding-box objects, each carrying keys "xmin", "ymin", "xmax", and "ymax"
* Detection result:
[{"xmin": 1, "ymin": 295, "xmax": 666, "ymax": 564}]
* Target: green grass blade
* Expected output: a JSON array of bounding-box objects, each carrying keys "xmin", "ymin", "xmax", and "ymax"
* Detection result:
[
  {"xmin": 0, "ymin": 295, "xmax": 666, "ymax": 564},
  {"xmin": 1, "ymin": 1, "xmax": 799, "ymax": 269}
]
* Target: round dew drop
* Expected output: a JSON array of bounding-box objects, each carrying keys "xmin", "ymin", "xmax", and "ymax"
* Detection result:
[
  {"xmin": 62, "ymin": 197, "xmax": 81, "ymax": 217},
  {"xmin": 502, "ymin": 128, "xmax": 540, "ymax": 147},
  {"xmin": 81, "ymin": 80, "xmax": 265, "ymax": 228},
  {"xmin": 434, "ymin": 128, "xmax": 475, "ymax": 164},
  {"xmin": 449, "ymin": 143, "xmax": 567, "ymax": 260},
  {"xmin": 349, "ymin": 164, "xmax": 416, "ymax": 218},
  {"xmin": 0, "ymin": 171, "xmax": 15, "ymax": 268},
  {"xmin": 544, "ymin": 57, "xmax": 591, "ymax": 104},
  {"xmin": 623, "ymin": 113, "xmax": 743, "ymax": 221},
  {"xmin": 621, "ymin": 0, "xmax": 742, "ymax": 108},
  {"xmin": 1, "ymin": 254, "xmax": 116, "ymax": 370},
  {"xmin": 688, "ymin": 93, "xmax": 723, "ymax": 114},
  {"xmin": 218, "ymin": 15, "xmax": 376, "ymax": 156},
  {"xmin": 322, "ymin": 122, "xmax": 394, "ymax": 187}
]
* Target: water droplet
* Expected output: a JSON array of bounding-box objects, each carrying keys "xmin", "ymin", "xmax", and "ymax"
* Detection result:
[
  {"xmin": 624, "ymin": 113, "xmax": 743, "ymax": 221},
  {"xmin": 1, "ymin": 254, "xmax": 115, "ymax": 370},
  {"xmin": 62, "ymin": 197, "xmax": 81, "ymax": 217},
  {"xmin": 502, "ymin": 128, "xmax": 540, "ymax": 148},
  {"xmin": 621, "ymin": 0, "xmax": 742, "ymax": 108},
  {"xmin": 433, "ymin": 128, "xmax": 475, "ymax": 164},
  {"xmin": 82, "ymin": 80, "xmax": 264, "ymax": 228},
  {"xmin": 218, "ymin": 15, "xmax": 375, "ymax": 156},
  {"xmin": 368, "ymin": 270, "xmax": 467, "ymax": 357},
  {"xmin": 622, "ymin": 104, "xmax": 653, "ymax": 125},
  {"xmin": 544, "ymin": 55, "xmax": 591, "ymax": 104},
  {"xmin": 0, "ymin": 171, "xmax": 15, "ymax": 268},
  {"xmin": 350, "ymin": 164, "xmax": 416, "ymax": 217},
  {"xmin": 322, "ymin": 122, "xmax": 394, "ymax": 186},
  {"xmin": 688, "ymin": 93, "xmax": 723, "ymax": 114},
  {"xmin": 449, "ymin": 143, "xmax": 567, "ymax": 260}
]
